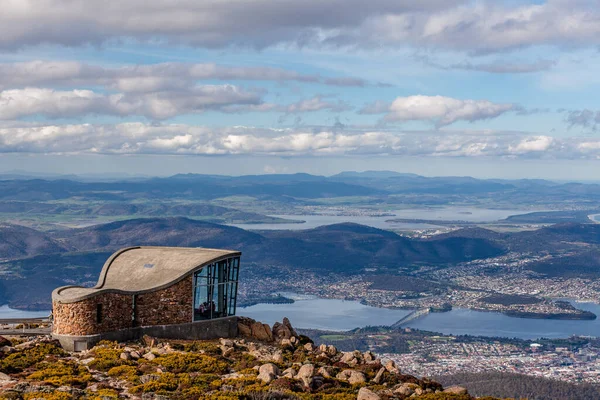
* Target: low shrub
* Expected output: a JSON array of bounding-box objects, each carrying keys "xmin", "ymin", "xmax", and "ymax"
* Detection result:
[
  {"xmin": 107, "ymin": 365, "xmax": 140, "ymax": 383},
  {"xmin": 88, "ymin": 346, "xmax": 135, "ymax": 371},
  {"xmin": 0, "ymin": 343, "xmax": 66, "ymax": 374},
  {"xmin": 152, "ymin": 352, "xmax": 228, "ymax": 374},
  {"xmin": 27, "ymin": 361, "xmax": 92, "ymax": 387}
]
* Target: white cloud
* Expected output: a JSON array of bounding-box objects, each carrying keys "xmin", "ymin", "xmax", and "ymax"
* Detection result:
[
  {"xmin": 0, "ymin": 122, "xmax": 597, "ymax": 160},
  {"xmin": 0, "ymin": 61, "xmax": 376, "ymax": 90},
  {"xmin": 365, "ymin": 95, "xmax": 515, "ymax": 126},
  {"xmin": 508, "ymin": 136, "xmax": 554, "ymax": 154},
  {"xmin": 0, "ymin": 1, "xmax": 599, "ymax": 53},
  {"xmin": 0, "ymin": 86, "xmax": 262, "ymax": 120}
]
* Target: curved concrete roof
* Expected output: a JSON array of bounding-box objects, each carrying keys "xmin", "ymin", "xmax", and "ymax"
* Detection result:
[{"xmin": 52, "ymin": 246, "xmax": 241, "ymax": 303}]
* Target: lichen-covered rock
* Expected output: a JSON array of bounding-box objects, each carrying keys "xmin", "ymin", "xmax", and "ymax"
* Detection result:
[
  {"xmin": 0, "ymin": 372, "xmax": 14, "ymax": 382},
  {"xmin": 385, "ymin": 359, "xmax": 400, "ymax": 374},
  {"xmin": 340, "ymin": 352, "xmax": 357, "ymax": 364},
  {"xmin": 357, "ymin": 387, "xmax": 381, "ymax": 400},
  {"xmin": 297, "ymin": 363, "xmax": 315, "ymax": 386},
  {"xmin": 258, "ymin": 363, "xmax": 280, "ymax": 383},
  {"xmin": 318, "ymin": 366, "xmax": 333, "ymax": 378},
  {"xmin": 372, "ymin": 367, "xmax": 385, "ymax": 384},
  {"xmin": 0, "ymin": 336, "xmax": 11, "ymax": 347},
  {"xmin": 304, "ymin": 342, "xmax": 315, "ymax": 352},
  {"xmin": 282, "ymin": 367, "xmax": 297, "ymax": 378},
  {"xmin": 444, "ymin": 385, "xmax": 469, "ymax": 395},
  {"xmin": 348, "ymin": 370, "xmax": 366, "ymax": 385},
  {"xmin": 250, "ymin": 321, "xmax": 273, "ymax": 341}
]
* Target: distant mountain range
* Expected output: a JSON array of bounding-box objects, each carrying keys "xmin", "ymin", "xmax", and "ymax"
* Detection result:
[
  {"xmin": 2, "ymin": 217, "xmax": 600, "ymax": 310},
  {"xmin": 1, "ymin": 172, "xmax": 600, "ymax": 204}
]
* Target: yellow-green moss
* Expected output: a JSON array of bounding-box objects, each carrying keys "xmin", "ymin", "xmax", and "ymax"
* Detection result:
[
  {"xmin": 85, "ymin": 389, "xmax": 120, "ymax": 400},
  {"xmin": 107, "ymin": 365, "xmax": 140, "ymax": 384},
  {"xmin": 22, "ymin": 392, "xmax": 73, "ymax": 400},
  {"xmin": 88, "ymin": 346, "xmax": 134, "ymax": 371},
  {"xmin": 0, "ymin": 343, "xmax": 66, "ymax": 374},
  {"xmin": 27, "ymin": 361, "xmax": 92, "ymax": 387},
  {"xmin": 152, "ymin": 353, "xmax": 228, "ymax": 374}
]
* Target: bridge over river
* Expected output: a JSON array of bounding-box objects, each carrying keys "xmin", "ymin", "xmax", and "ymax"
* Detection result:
[{"xmin": 390, "ymin": 308, "xmax": 430, "ymax": 329}]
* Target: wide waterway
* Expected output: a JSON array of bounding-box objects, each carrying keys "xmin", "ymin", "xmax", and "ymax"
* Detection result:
[
  {"xmin": 231, "ymin": 207, "xmax": 531, "ymax": 231},
  {"xmin": 0, "ymin": 305, "xmax": 49, "ymax": 319},
  {"xmin": 239, "ymin": 295, "xmax": 600, "ymax": 340},
  {"xmin": 6, "ymin": 295, "xmax": 599, "ymax": 340}
]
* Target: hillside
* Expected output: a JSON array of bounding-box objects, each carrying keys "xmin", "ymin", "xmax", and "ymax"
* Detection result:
[
  {"xmin": 435, "ymin": 372, "xmax": 600, "ymax": 400},
  {"xmin": 0, "ymin": 201, "xmax": 292, "ymax": 224},
  {"xmin": 0, "ymin": 224, "xmax": 66, "ymax": 260},
  {"xmin": 0, "ymin": 219, "xmax": 506, "ymax": 310},
  {"xmin": 53, "ymin": 217, "xmax": 265, "ymax": 252},
  {"xmin": 0, "ymin": 318, "xmax": 490, "ymax": 400}
]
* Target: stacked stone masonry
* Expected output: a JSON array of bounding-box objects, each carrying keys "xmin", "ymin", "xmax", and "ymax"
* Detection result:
[{"xmin": 52, "ymin": 277, "xmax": 193, "ymax": 336}]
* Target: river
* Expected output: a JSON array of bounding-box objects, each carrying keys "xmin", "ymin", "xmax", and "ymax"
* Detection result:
[
  {"xmin": 6, "ymin": 294, "xmax": 597, "ymax": 340},
  {"xmin": 231, "ymin": 207, "xmax": 531, "ymax": 231},
  {"xmin": 239, "ymin": 295, "xmax": 600, "ymax": 340},
  {"xmin": 0, "ymin": 305, "xmax": 49, "ymax": 319}
]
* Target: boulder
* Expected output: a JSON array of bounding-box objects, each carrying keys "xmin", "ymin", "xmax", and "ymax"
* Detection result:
[
  {"xmin": 317, "ymin": 366, "xmax": 332, "ymax": 378},
  {"xmin": 327, "ymin": 345, "xmax": 337, "ymax": 356},
  {"xmin": 221, "ymin": 346, "xmax": 235, "ymax": 357},
  {"xmin": 444, "ymin": 386, "xmax": 468, "ymax": 395},
  {"xmin": 272, "ymin": 319, "xmax": 295, "ymax": 341},
  {"xmin": 220, "ymin": 338, "xmax": 234, "ymax": 347},
  {"xmin": 357, "ymin": 387, "xmax": 381, "ymax": 400},
  {"xmin": 143, "ymin": 353, "xmax": 156, "ymax": 361},
  {"xmin": 80, "ymin": 357, "xmax": 95, "ymax": 365},
  {"xmin": 393, "ymin": 384, "xmax": 414, "ymax": 396},
  {"xmin": 304, "ymin": 342, "xmax": 315, "ymax": 352},
  {"xmin": 280, "ymin": 338, "xmax": 293, "ymax": 349},
  {"xmin": 282, "ymin": 368, "xmax": 297, "ymax": 378},
  {"xmin": 0, "ymin": 372, "xmax": 13, "ymax": 382},
  {"xmin": 336, "ymin": 369, "xmax": 353, "ymax": 381},
  {"xmin": 340, "ymin": 352, "xmax": 356, "ymax": 364},
  {"xmin": 348, "ymin": 371, "xmax": 366, "ymax": 385},
  {"xmin": 258, "ymin": 363, "xmax": 280, "ymax": 384},
  {"xmin": 372, "ymin": 367, "xmax": 385, "ymax": 384},
  {"xmin": 251, "ymin": 322, "xmax": 273, "ymax": 341},
  {"xmin": 271, "ymin": 351, "xmax": 284, "ymax": 363},
  {"xmin": 283, "ymin": 317, "xmax": 298, "ymax": 337},
  {"xmin": 384, "ymin": 360, "xmax": 400, "ymax": 374},
  {"xmin": 297, "ymin": 363, "xmax": 315, "ymax": 387},
  {"xmin": 319, "ymin": 344, "xmax": 328, "ymax": 353},
  {"xmin": 119, "ymin": 352, "xmax": 131, "ymax": 361},
  {"xmin": 0, "ymin": 336, "xmax": 11, "ymax": 347},
  {"xmin": 238, "ymin": 321, "xmax": 252, "ymax": 337},
  {"xmin": 129, "ymin": 351, "xmax": 141, "ymax": 359},
  {"xmin": 142, "ymin": 335, "xmax": 157, "ymax": 347},
  {"xmin": 364, "ymin": 351, "xmax": 374, "ymax": 363}
]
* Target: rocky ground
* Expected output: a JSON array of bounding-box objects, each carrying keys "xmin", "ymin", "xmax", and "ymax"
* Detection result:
[{"xmin": 0, "ymin": 318, "xmax": 500, "ymax": 400}]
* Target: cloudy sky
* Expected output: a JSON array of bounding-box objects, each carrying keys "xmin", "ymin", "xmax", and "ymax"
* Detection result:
[{"xmin": 2, "ymin": 0, "xmax": 600, "ymax": 179}]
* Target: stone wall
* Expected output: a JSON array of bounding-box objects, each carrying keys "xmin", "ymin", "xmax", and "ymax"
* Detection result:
[
  {"xmin": 136, "ymin": 276, "xmax": 193, "ymax": 326},
  {"xmin": 52, "ymin": 292, "xmax": 132, "ymax": 336},
  {"xmin": 52, "ymin": 276, "xmax": 194, "ymax": 336}
]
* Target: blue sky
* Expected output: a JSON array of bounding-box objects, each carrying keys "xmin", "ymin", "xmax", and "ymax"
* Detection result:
[{"xmin": 1, "ymin": 0, "xmax": 600, "ymax": 179}]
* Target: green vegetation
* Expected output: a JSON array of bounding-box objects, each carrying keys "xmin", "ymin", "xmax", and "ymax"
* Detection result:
[{"xmin": 0, "ymin": 343, "xmax": 65, "ymax": 373}]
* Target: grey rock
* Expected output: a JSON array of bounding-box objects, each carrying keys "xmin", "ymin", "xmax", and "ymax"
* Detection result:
[
  {"xmin": 348, "ymin": 371, "xmax": 366, "ymax": 385},
  {"xmin": 258, "ymin": 363, "xmax": 279, "ymax": 384},
  {"xmin": 444, "ymin": 386, "xmax": 468, "ymax": 395},
  {"xmin": 357, "ymin": 387, "xmax": 381, "ymax": 400},
  {"xmin": 372, "ymin": 367, "xmax": 385, "ymax": 384}
]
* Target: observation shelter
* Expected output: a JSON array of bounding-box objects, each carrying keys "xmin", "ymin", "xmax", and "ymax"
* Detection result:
[{"xmin": 51, "ymin": 246, "xmax": 241, "ymax": 351}]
